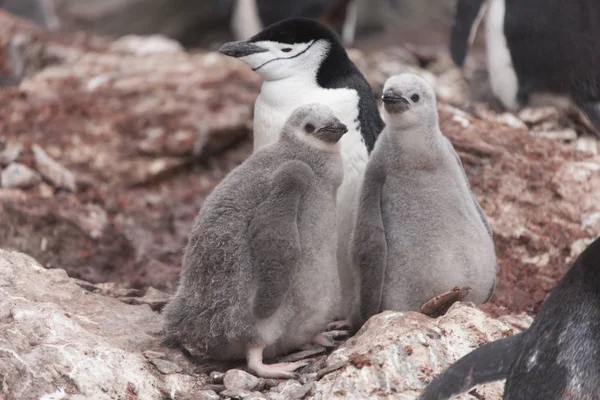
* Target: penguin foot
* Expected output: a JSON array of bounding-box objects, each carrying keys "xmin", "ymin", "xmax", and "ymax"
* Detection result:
[
  {"xmin": 247, "ymin": 346, "xmax": 308, "ymax": 379},
  {"xmin": 419, "ymin": 286, "xmax": 472, "ymax": 318},
  {"xmin": 327, "ymin": 319, "xmax": 351, "ymax": 331},
  {"xmin": 312, "ymin": 333, "xmax": 337, "ymax": 348}
]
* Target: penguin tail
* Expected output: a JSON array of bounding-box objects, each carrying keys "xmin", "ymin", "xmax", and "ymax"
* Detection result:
[
  {"xmin": 418, "ymin": 332, "xmax": 523, "ymax": 400},
  {"xmin": 576, "ymin": 100, "xmax": 600, "ymax": 138},
  {"xmin": 450, "ymin": 0, "xmax": 488, "ymax": 67}
]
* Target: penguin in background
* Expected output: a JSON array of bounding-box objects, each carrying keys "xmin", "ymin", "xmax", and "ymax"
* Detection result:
[
  {"xmin": 450, "ymin": 0, "xmax": 600, "ymax": 138},
  {"xmin": 214, "ymin": 0, "xmax": 360, "ymax": 46},
  {"xmin": 219, "ymin": 17, "xmax": 385, "ymax": 327},
  {"xmin": 419, "ymin": 235, "xmax": 600, "ymax": 400}
]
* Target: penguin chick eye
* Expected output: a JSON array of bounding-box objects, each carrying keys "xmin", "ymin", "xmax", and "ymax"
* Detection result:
[
  {"xmin": 304, "ymin": 123, "xmax": 315, "ymax": 133},
  {"xmin": 281, "ymin": 48, "xmax": 292, "ymax": 53},
  {"xmin": 411, "ymin": 94, "xmax": 420, "ymax": 102}
]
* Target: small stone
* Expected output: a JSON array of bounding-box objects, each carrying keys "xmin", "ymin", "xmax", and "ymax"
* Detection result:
[
  {"xmin": 143, "ymin": 351, "xmax": 165, "ymax": 359},
  {"xmin": 261, "ymin": 379, "xmax": 280, "ymax": 390},
  {"xmin": 1, "ymin": 163, "xmax": 41, "ymax": 189},
  {"xmin": 265, "ymin": 393, "xmax": 286, "ymax": 400},
  {"xmin": 0, "ymin": 143, "xmax": 22, "ymax": 166},
  {"xmin": 32, "ymin": 145, "xmax": 76, "ymax": 191},
  {"xmin": 119, "ymin": 287, "xmax": 172, "ymax": 311},
  {"xmin": 110, "ymin": 34, "xmax": 184, "ymax": 56},
  {"xmin": 150, "ymin": 358, "xmax": 183, "ymax": 374},
  {"xmin": 220, "ymin": 388, "xmax": 253, "ymax": 399},
  {"xmin": 518, "ymin": 106, "xmax": 560, "ymax": 124},
  {"xmin": 197, "ymin": 390, "xmax": 220, "ymax": 400},
  {"xmin": 210, "ymin": 371, "xmax": 225, "ymax": 384},
  {"xmin": 201, "ymin": 384, "xmax": 225, "ymax": 393},
  {"xmin": 246, "ymin": 392, "xmax": 267, "ymax": 400},
  {"xmin": 274, "ymin": 380, "xmax": 306, "ymax": 399},
  {"xmin": 532, "ymin": 128, "xmax": 577, "ymax": 141},
  {"xmin": 223, "ymin": 369, "xmax": 260, "ymax": 391}
]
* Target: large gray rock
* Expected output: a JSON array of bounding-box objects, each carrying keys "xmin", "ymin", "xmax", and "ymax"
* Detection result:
[
  {"xmin": 0, "ymin": 249, "xmax": 206, "ymax": 400},
  {"xmin": 309, "ymin": 303, "xmax": 531, "ymax": 399}
]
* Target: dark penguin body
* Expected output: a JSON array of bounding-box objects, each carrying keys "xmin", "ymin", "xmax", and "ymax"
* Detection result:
[
  {"xmin": 217, "ymin": 0, "xmax": 359, "ymax": 45},
  {"xmin": 451, "ymin": 0, "xmax": 600, "ymax": 137},
  {"xmin": 220, "ymin": 17, "xmax": 385, "ymax": 323},
  {"xmin": 419, "ymin": 234, "xmax": 600, "ymax": 400}
]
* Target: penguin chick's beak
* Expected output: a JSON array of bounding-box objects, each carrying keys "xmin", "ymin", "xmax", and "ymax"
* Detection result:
[
  {"xmin": 382, "ymin": 90, "xmax": 410, "ymax": 114},
  {"xmin": 219, "ymin": 40, "xmax": 268, "ymax": 58},
  {"xmin": 315, "ymin": 121, "xmax": 348, "ymax": 143}
]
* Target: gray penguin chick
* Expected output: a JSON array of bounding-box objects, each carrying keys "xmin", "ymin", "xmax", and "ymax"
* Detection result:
[
  {"xmin": 163, "ymin": 103, "xmax": 347, "ymax": 379},
  {"xmin": 351, "ymin": 73, "xmax": 497, "ymax": 329}
]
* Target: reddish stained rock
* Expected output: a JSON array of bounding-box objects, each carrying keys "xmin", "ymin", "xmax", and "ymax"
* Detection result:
[{"xmin": 1, "ymin": 12, "xmax": 599, "ymax": 319}]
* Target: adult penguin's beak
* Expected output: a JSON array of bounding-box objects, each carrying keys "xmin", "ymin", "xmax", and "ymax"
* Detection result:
[{"xmin": 219, "ymin": 41, "xmax": 268, "ymax": 58}]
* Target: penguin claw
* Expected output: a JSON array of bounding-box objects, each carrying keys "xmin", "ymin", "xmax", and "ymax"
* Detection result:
[
  {"xmin": 327, "ymin": 320, "xmax": 351, "ymax": 331},
  {"xmin": 312, "ymin": 333, "xmax": 337, "ymax": 348},
  {"xmin": 248, "ymin": 360, "xmax": 308, "ymax": 379}
]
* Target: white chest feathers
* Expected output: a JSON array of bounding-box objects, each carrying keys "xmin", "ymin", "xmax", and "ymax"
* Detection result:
[
  {"xmin": 253, "ymin": 78, "xmax": 368, "ymax": 174},
  {"xmin": 485, "ymin": 0, "xmax": 519, "ymax": 110}
]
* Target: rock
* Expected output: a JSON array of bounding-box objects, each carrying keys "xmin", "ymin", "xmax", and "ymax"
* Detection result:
[
  {"xmin": 119, "ymin": 286, "xmax": 172, "ymax": 312},
  {"xmin": 223, "ymin": 369, "xmax": 261, "ymax": 392},
  {"xmin": 518, "ymin": 106, "xmax": 561, "ymax": 125},
  {"xmin": 309, "ymin": 303, "xmax": 518, "ymax": 399},
  {"xmin": 266, "ymin": 394, "xmax": 286, "ymax": 400},
  {"xmin": 274, "ymin": 381, "xmax": 313, "ymax": 399},
  {"xmin": 32, "ymin": 144, "xmax": 77, "ymax": 192},
  {"xmin": 197, "ymin": 390, "xmax": 220, "ymax": 400},
  {"xmin": 210, "ymin": 371, "xmax": 225, "ymax": 384},
  {"xmin": 0, "ymin": 142, "xmax": 22, "ymax": 166},
  {"xmin": 0, "ymin": 249, "xmax": 206, "ymax": 399},
  {"xmin": 221, "ymin": 389, "xmax": 254, "ymax": 399},
  {"xmin": 1, "ymin": 162, "xmax": 41, "ymax": 189},
  {"xmin": 109, "ymin": 34, "xmax": 184, "ymax": 56},
  {"xmin": 150, "ymin": 358, "xmax": 184, "ymax": 374}
]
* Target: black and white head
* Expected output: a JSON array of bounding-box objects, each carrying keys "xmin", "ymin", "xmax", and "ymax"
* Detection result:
[
  {"xmin": 218, "ymin": 17, "xmax": 346, "ymax": 81},
  {"xmin": 381, "ymin": 73, "xmax": 438, "ymax": 130},
  {"xmin": 284, "ymin": 103, "xmax": 348, "ymax": 151}
]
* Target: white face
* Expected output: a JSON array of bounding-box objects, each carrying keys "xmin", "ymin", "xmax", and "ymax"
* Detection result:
[{"xmin": 237, "ymin": 39, "xmax": 329, "ymax": 81}]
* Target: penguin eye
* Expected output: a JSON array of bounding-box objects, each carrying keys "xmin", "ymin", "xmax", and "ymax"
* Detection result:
[
  {"xmin": 411, "ymin": 94, "xmax": 420, "ymax": 102},
  {"xmin": 305, "ymin": 123, "xmax": 315, "ymax": 133},
  {"xmin": 281, "ymin": 48, "xmax": 292, "ymax": 53}
]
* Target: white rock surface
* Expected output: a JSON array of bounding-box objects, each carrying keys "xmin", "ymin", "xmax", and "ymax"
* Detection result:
[
  {"xmin": 309, "ymin": 303, "xmax": 529, "ymax": 400},
  {"xmin": 0, "ymin": 249, "xmax": 205, "ymax": 400},
  {"xmin": 1, "ymin": 162, "xmax": 41, "ymax": 188}
]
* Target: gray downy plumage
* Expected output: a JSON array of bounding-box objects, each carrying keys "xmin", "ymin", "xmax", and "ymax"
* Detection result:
[
  {"xmin": 351, "ymin": 73, "xmax": 497, "ymax": 329},
  {"xmin": 163, "ymin": 103, "xmax": 346, "ymax": 371}
]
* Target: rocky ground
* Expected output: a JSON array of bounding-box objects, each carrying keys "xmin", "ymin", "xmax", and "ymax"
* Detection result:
[{"xmin": 1, "ymin": 10, "xmax": 600, "ymax": 400}]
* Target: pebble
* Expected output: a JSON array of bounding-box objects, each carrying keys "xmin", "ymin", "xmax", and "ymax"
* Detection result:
[
  {"xmin": 273, "ymin": 380, "xmax": 312, "ymax": 399},
  {"xmin": 149, "ymin": 358, "xmax": 182, "ymax": 374},
  {"xmin": 210, "ymin": 370, "xmax": 225, "ymax": 384},
  {"xmin": 0, "ymin": 143, "xmax": 22, "ymax": 166},
  {"xmin": 1, "ymin": 163, "xmax": 41, "ymax": 189},
  {"xmin": 220, "ymin": 388, "xmax": 253, "ymax": 399},
  {"xmin": 32, "ymin": 144, "xmax": 76, "ymax": 192},
  {"xmin": 223, "ymin": 369, "xmax": 260, "ymax": 391},
  {"xmin": 197, "ymin": 390, "xmax": 220, "ymax": 400}
]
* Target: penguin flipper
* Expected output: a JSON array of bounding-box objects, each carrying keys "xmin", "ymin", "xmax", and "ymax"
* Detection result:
[
  {"xmin": 576, "ymin": 100, "xmax": 600, "ymax": 138},
  {"xmin": 352, "ymin": 160, "xmax": 387, "ymax": 328},
  {"xmin": 248, "ymin": 160, "xmax": 315, "ymax": 320},
  {"xmin": 450, "ymin": 0, "xmax": 487, "ymax": 67},
  {"xmin": 419, "ymin": 332, "xmax": 523, "ymax": 400}
]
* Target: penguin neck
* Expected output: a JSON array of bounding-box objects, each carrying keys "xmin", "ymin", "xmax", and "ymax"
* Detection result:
[{"xmin": 387, "ymin": 121, "xmax": 444, "ymax": 167}]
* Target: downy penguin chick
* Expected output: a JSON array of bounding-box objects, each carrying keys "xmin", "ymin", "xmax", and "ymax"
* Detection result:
[
  {"xmin": 163, "ymin": 103, "xmax": 347, "ymax": 379},
  {"xmin": 351, "ymin": 73, "xmax": 497, "ymax": 329},
  {"xmin": 219, "ymin": 17, "xmax": 385, "ymax": 327}
]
